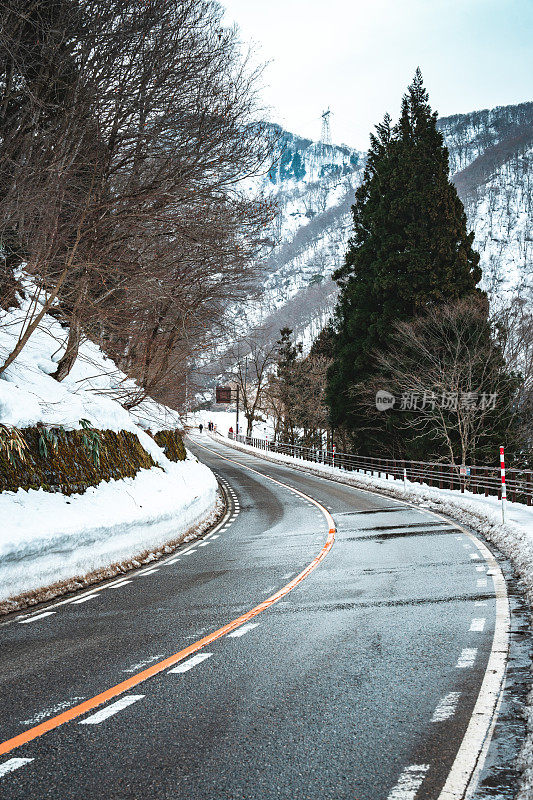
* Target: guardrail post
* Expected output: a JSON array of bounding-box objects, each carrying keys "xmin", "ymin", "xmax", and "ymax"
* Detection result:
[{"xmin": 500, "ymin": 446, "xmax": 506, "ymax": 524}]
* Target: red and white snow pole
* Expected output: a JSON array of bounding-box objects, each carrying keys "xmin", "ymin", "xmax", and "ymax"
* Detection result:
[
  {"xmin": 332, "ymin": 444, "xmax": 336, "ymax": 468},
  {"xmin": 500, "ymin": 445, "xmax": 507, "ymax": 524}
]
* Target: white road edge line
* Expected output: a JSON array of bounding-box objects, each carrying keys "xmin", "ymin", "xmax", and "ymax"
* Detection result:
[
  {"xmin": 71, "ymin": 595, "xmax": 99, "ymax": 605},
  {"xmin": 168, "ymin": 653, "xmax": 213, "ymax": 674},
  {"xmin": 0, "ymin": 758, "xmax": 34, "ymax": 778},
  {"xmin": 79, "ymin": 695, "xmax": 144, "ymax": 725},
  {"xmin": 18, "ymin": 611, "xmax": 56, "ymax": 623},
  {"xmin": 438, "ymin": 535, "xmax": 509, "ymax": 800}
]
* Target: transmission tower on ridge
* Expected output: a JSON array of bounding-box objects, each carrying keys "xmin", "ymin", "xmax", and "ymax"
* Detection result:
[{"xmin": 321, "ymin": 108, "xmax": 332, "ymax": 146}]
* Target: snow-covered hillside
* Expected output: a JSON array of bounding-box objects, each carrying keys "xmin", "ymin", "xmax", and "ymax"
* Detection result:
[
  {"xmin": 244, "ymin": 102, "xmax": 533, "ymax": 347},
  {"xmin": 240, "ymin": 126, "xmax": 364, "ymax": 339},
  {"xmin": 0, "ymin": 299, "xmax": 183, "ymax": 435}
]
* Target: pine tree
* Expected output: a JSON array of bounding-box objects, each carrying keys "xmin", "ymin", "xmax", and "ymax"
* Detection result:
[
  {"xmin": 276, "ymin": 327, "xmax": 302, "ymax": 443},
  {"xmin": 327, "ymin": 69, "xmax": 482, "ymax": 455}
]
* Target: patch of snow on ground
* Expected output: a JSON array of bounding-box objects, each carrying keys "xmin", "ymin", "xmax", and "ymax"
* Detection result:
[
  {"xmin": 0, "ymin": 299, "xmax": 182, "ymax": 435},
  {"xmin": 0, "ymin": 449, "xmax": 217, "ymax": 606},
  {"xmin": 186, "ymin": 410, "xmax": 276, "ymax": 440}
]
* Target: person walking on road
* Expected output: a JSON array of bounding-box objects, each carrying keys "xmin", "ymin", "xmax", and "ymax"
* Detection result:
[{"xmin": 199, "ymin": 423, "xmax": 203, "ymax": 434}]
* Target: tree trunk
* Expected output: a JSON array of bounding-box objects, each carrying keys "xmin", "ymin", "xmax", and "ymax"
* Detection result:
[{"xmin": 52, "ymin": 314, "xmax": 82, "ymax": 381}]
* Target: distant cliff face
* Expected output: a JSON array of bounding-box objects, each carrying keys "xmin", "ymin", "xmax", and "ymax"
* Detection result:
[
  {"xmin": 245, "ymin": 103, "xmax": 533, "ymax": 345},
  {"xmin": 442, "ymin": 103, "xmax": 533, "ymax": 299}
]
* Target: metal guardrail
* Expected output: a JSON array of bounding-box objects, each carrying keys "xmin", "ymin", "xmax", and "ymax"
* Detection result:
[{"xmin": 229, "ymin": 434, "xmax": 533, "ymax": 506}]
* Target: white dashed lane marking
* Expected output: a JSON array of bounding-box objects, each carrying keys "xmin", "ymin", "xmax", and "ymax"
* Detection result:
[
  {"xmin": 109, "ymin": 581, "xmax": 132, "ymax": 588},
  {"xmin": 79, "ymin": 695, "xmax": 144, "ymax": 725},
  {"xmin": 477, "ymin": 578, "xmax": 488, "ymax": 588},
  {"xmin": 470, "ymin": 553, "xmax": 481, "ymax": 560},
  {"xmin": 18, "ymin": 612, "xmax": 56, "ymax": 624},
  {"xmin": 123, "ymin": 656, "xmax": 165, "ymax": 674},
  {"xmin": 387, "ymin": 764, "xmax": 430, "ymax": 800},
  {"xmin": 228, "ymin": 623, "xmax": 259, "ymax": 638},
  {"xmin": 168, "ymin": 653, "xmax": 213, "ymax": 674},
  {"xmin": 0, "ymin": 758, "xmax": 34, "ymax": 778},
  {"xmin": 456, "ymin": 648, "xmax": 477, "ymax": 668},
  {"xmin": 470, "ymin": 618, "xmax": 486, "ymax": 632},
  {"xmin": 71, "ymin": 595, "xmax": 98, "ymax": 605},
  {"xmin": 431, "ymin": 692, "xmax": 461, "ymax": 722}
]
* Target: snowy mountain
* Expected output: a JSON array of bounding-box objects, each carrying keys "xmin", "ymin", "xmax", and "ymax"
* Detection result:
[
  {"xmin": 245, "ymin": 102, "xmax": 533, "ymax": 346},
  {"xmin": 446, "ymin": 103, "xmax": 533, "ymax": 298},
  {"xmin": 241, "ymin": 125, "xmax": 365, "ymax": 344}
]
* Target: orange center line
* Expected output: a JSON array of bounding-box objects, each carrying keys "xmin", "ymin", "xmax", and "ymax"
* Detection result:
[{"xmin": 0, "ymin": 441, "xmax": 335, "ymax": 758}]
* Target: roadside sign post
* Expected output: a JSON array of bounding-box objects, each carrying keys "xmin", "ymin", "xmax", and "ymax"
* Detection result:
[
  {"xmin": 215, "ymin": 385, "xmax": 240, "ymax": 437},
  {"xmin": 215, "ymin": 387, "xmax": 232, "ymax": 404},
  {"xmin": 500, "ymin": 446, "xmax": 506, "ymax": 524}
]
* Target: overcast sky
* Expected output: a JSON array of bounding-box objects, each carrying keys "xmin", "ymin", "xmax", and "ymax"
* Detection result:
[{"xmin": 221, "ymin": 0, "xmax": 533, "ymax": 150}]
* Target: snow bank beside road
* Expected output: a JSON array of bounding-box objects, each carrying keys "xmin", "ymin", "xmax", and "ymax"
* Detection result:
[
  {"xmin": 0, "ymin": 300, "xmax": 219, "ymax": 610},
  {"xmin": 0, "ymin": 450, "xmax": 218, "ymax": 610}
]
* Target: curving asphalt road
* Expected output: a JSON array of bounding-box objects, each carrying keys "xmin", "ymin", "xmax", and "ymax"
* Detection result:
[{"xmin": 0, "ymin": 434, "xmax": 513, "ymax": 799}]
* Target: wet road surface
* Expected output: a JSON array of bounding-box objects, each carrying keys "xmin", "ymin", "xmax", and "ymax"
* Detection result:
[{"xmin": 0, "ymin": 435, "xmax": 512, "ymax": 799}]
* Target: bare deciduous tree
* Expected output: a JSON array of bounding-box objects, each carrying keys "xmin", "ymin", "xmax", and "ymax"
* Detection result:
[
  {"xmin": 225, "ymin": 335, "xmax": 277, "ymax": 436},
  {"xmin": 364, "ymin": 297, "xmax": 520, "ymax": 465},
  {"xmin": 0, "ymin": 0, "xmax": 275, "ymax": 411}
]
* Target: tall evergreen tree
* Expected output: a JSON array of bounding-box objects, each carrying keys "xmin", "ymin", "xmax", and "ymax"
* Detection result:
[
  {"xmin": 327, "ymin": 69, "xmax": 482, "ymax": 455},
  {"xmin": 276, "ymin": 327, "xmax": 302, "ymax": 443}
]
